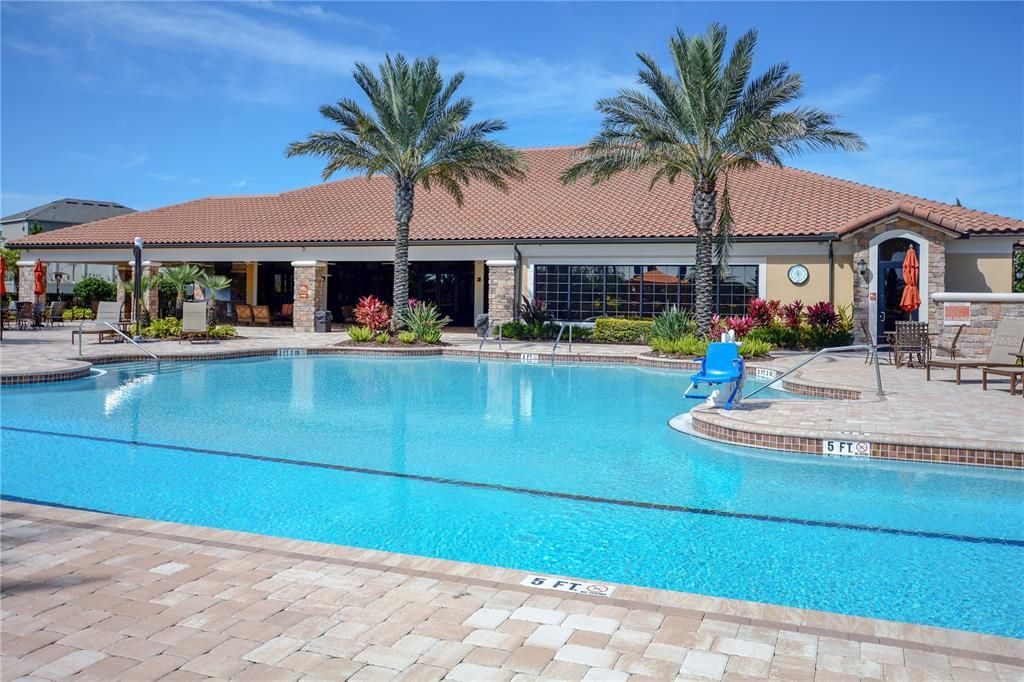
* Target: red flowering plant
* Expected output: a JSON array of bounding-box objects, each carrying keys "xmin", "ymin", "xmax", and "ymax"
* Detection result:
[
  {"xmin": 725, "ymin": 315, "xmax": 756, "ymax": 339},
  {"xmin": 780, "ymin": 300, "xmax": 804, "ymax": 329},
  {"xmin": 805, "ymin": 301, "xmax": 839, "ymax": 330},
  {"xmin": 354, "ymin": 295, "xmax": 392, "ymax": 332},
  {"xmin": 747, "ymin": 298, "xmax": 780, "ymax": 327}
]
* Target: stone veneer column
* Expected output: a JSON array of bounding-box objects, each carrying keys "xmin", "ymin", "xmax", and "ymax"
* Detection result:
[
  {"xmin": 291, "ymin": 261, "xmax": 327, "ymax": 332},
  {"xmin": 485, "ymin": 260, "xmax": 516, "ymax": 322},
  {"xmin": 140, "ymin": 261, "xmax": 162, "ymax": 320},
  {"xmin": 850, "ymin": 218, "xmax": 949, "ymax": 345},
  {"xmin": 16, "ymin": 261, "xmax": 44, "ymax": 304}
]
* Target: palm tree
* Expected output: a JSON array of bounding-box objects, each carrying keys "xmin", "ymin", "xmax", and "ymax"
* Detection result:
[
  {"xmin": 195, "ymin": 272, "xmax": 232, "ymax": 325},
  {"xmin": 116, "ymin": 274, "xmax": 161, "ymax": 327},
  {"xmin": 160, "ymin": 264, "xmax": 202, "ymax": 318},
  {"xmin": 286, "ymin": 54, "xmax": 527, "ymax": 329},
  {"xmin": 562, "ymin": 24, "xmax": 865, "ymax": 334}
]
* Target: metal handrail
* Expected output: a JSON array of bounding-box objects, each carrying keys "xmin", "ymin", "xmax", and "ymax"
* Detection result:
[
  {"xmin": 477, "ymin": 320, "xmax": 503, "ymax": 362},
  {"xmin": 101, "ymin": 322, "xmax": 161, "ymax": 366},
  {"xmin": 743, "ymin": 343, "xmax": 883, "ymax": 400}
]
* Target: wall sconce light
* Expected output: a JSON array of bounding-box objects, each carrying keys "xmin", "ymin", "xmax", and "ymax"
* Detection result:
[{"xmin": 856, "ymin": 258, "xmax": 868, "ymax": 279}]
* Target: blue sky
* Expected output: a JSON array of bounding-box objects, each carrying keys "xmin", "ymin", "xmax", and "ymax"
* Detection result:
[{"xmin": 2, "ymin": 1, "xmax": 1021, "ymax": 218}]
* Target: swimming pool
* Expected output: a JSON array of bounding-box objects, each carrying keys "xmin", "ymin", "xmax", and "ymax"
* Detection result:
[{"xmin": 2, "ymin": 356, "xmax": 1022, "ymax": 637}]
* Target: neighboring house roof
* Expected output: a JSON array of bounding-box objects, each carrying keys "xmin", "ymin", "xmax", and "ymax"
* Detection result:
[
  {"xmin": 1, "ymin": 198, "xmax": 135, "ymax": 226},
  {"xmin": 9, "ymin": 147, "xmax": 1024, "ymax": 248}
]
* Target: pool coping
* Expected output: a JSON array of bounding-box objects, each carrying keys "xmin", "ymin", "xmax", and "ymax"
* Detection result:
[
  {"xmin": 5, "ymin": 345, "xmax": 1022, "ymax": 470},
  {"xmin": 2, "ymin": 499, "xmax": 1021, "ymax": 667}
]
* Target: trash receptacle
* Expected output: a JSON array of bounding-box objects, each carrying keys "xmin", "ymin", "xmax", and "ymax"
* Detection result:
[
  {"xmin": 314, "ymin": 310, "xmax": 333, "ymax": 333},
  {"xmin": 475, "ymin": 314, "xmax": 490, "ymax": 337}
]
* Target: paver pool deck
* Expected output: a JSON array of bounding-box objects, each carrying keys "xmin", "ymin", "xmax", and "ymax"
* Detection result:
[
  {"xmin": 3, "ymin": 501, "xmax": 1023, "ymax": 682},
  {"xmin": 2, "ymin": 327, "xmax": 1023, "ymax": 680}
]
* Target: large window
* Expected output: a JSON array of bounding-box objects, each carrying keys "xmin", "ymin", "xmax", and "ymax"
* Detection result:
[{"xmin": 533, "ymin": 264, "xmax": 759, "ymax": 320}]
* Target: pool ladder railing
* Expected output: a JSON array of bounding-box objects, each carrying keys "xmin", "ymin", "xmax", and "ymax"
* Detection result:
[
  {"xmin": 76, "ymin": 321, "xmax": 161, "ymax": 369},
  {"xmin": 477, "ymin": 320, "xmax": 503, "ymax": 362},
  {"xmin": 742, "ymin": 343, "xmax": 884, "ymax": 400},
  {"xmin": 550, "ymin": 320, "xmax": 597, "ymax": 360}
]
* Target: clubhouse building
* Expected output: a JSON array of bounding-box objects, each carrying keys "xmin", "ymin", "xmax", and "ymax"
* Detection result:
[{"xmin": 10, "ymin": 147, "xmax": 1024, "ymax": 348}]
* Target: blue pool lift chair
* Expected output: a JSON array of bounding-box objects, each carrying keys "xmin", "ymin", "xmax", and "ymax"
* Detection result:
[{"xmin": 684, "ymin": 342, "xmax": 745, "ymax": 409}]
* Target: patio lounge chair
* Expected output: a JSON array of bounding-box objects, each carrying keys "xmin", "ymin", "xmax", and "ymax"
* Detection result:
[
  {"xmin": 235, "ymin": 303, "xmax": 254, "ymax": 326},
  {"xmin": 926, "ymin": 318, "xmax": 1024, "ymax": 384},
  {"xmin": 253, "ymin": 305, "xmax": 272, "ymax": 326},
  {"xmin": 684, "ymin": 342, "xmax": 745, "ymax": 410},
  {"xmin": 70, "ymin": 301, "xmax": 124, "ymax": 344},
  {"xmin": 179, "ymin": 301, "xmax": 210, "ymax": 343}
]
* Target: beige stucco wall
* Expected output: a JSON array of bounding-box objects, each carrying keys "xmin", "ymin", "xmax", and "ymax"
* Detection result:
[
  {"xmin": 945, "ymin": 254, "xmax": 1011, "ymax": 293},
  {"xmin": 765, "ymin": 254, "xmax": 853, "ymax": 307}
]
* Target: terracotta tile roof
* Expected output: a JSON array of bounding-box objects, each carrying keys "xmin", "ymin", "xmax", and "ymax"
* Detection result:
[{"xmin": 11, "ymin": 147, "xmax": 1024, "ymax": 248}]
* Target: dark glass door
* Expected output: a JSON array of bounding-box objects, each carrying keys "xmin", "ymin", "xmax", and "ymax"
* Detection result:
[{"xmin": 875, "ymin": 239, "xmax": 919, "ymax": 344}]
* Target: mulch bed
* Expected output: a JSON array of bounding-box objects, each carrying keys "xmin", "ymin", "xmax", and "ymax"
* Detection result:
[{"xmin": 335, "ymin": 339, "xmax": 450, "ymax": 348}]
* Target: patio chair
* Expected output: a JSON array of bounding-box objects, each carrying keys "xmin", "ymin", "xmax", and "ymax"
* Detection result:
[
  {"xmin": 930, "ymin": 324, "xmax": 964, "ymax": 360},
  {"xmin": 70, "ymin": 301, "xmax": 124, "ymax": 344},
  {"xmin": 235, "ymin": 303, "xmax": 254, "ymax": 326},
  {"xmin": 16, "ymin": 302, "xmax": 35, "ymax": 330},
  {"xmin": 47, "ymin": 301, "xmax": 65, "ymax": 327},
  {"xmin": 926, "ymin": 318, "xmax": 1024, "ymax": 384},
  {"xmin": 276, "ymin": 303, "xmax": 293, "ymax": 326},
  {"xmin": 341, "ymin": 305, "xmax": 355, "ymax": 323},
  {"xmin": 179, "ymin": 301, "xmax": 210, "ymax": 343},
  {"xmin": 253, "ymin": 305, "xmax": 272, "ymax": 326},
  {"xmin": 893, "ymin": 321, "xmax": 929, "ymax": 368},
  {"xmin": 683, "ymin": 342, "xmax": 745, "ymax": 410}
]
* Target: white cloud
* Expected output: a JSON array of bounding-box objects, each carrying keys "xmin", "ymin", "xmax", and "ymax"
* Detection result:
[
  {"xmin": 230, "ymin": 179, "xmax": 248, "ymax": 188},
  {"xmin": 806, "ymin": 73, "xmax": 884, "ymax": 111},
  {"xmin": 149, "ymin": 173, "xmax": 201, "ymax": 185},
  {"xmin": 1, "ymin": 191, "xmax": 63, "ymax": 217},
  {"xmin": 800, "ymin": 113, "xmax": 1023, "ymax": 218},
  {"xmin": 67, "ymin": 149, "xmax": 149, "ymax": 171},
  {"xmin": 246, "ymin": 2, "xmax": 395, "ymax": 39}
]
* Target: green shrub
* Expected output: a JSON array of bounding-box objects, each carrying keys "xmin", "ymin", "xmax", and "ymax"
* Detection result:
[
  {"xmin": 739, "ymin": 338, "xmax": 774, "ymax": 358},
  {"xmin": 649, "ymin": 334, "xmax": 708, "ymax": 356},
  {"xmin": 651, "ymin": 307, "xmax": 694, "ymax": 340},
  {"xmin": 72, "ymin": 277, "xmax": 116, "ymax": 303},
  {"xmin": 403, "ymin": 302, "xmax": 451, "ymax": 340},
  {"xmin": 348, "ymin": 325, "xmax": 374, "ymax": 342},
  {"xmin": 375, "ymin": 330, "xmax": 392, "ymax": 344},
  {"xmin": 747, "ymin": 323, "xmax": 800, "ymax": 348},
  {"xmin": 140, "ymin": 317, "xmax": 182, "ymax": 338},
  {"xmin": 398, "ymin": 330, "xmax": 417, "ymax": 344},
  {"xmin": 420, "ymin": 329, "xmax": 443, "ymax": 344},
  {"xmin": 62, "ymin": 306, "xmax": 94, "ymax": 320},
  {"xmin": 208, "ymin": 324, "xmax": 237, "ymax": 340},
  {"xmin": 590, "ymin": 317, "xmax": 654, "ymax": 344}
]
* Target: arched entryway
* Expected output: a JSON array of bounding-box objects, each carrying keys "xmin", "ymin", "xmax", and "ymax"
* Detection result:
[{"xmin": 869, "ymin": 231, "xmax": 929, "ymax": 344}]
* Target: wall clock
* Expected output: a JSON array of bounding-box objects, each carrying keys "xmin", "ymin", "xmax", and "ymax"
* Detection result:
[{"xmin": 788, "ymin": 264, "xmax": 809, "ymax": 285}]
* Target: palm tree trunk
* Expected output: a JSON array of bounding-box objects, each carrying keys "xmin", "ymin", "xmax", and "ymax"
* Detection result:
[
  {"xmin": 391, "ymin": 178, "xmax": 415, "ymax": 330},
  {"xmin": 692, "ymin": 183, "xmax": 717, "ymax": 336}
]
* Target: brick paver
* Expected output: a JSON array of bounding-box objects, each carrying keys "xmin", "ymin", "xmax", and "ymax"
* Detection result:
[{"xmin": 2, "ymin": 500, "xmax": 1022, "ymax": 681}]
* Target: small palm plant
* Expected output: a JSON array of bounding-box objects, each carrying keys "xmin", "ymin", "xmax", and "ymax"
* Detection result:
[
  {"xmin": 287, "ymin": 54, "xmax": 527, "ymax": 329},
  {"xmin": 115, "ymin": 274, "xmax": 161, "ymax": 327},
  {"xmin": 160, "ymin": 264, "xmax": 202, "ymax": 319},
  {"xmin": 562, "ymin": 24, "xmax": 865, "ymax": 335},
  {"xmin": 195, "ymin": 272, "xmax": 232, "ymax": 325}
]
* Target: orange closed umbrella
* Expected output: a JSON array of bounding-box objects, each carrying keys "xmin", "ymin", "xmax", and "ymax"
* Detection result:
[
  {"xmin": 33, "ymin": 261, "xmax": 46, "ymax": 297},
  {"xmin": 899, "ymin": 247, "xmax": 921, "ymax": 313}
]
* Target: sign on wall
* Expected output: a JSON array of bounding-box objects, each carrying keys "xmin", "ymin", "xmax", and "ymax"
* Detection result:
[
  {"xmin": 298, "ymin": 283, "xmax": 309, "ymax": 300},
  {"xmin": 943, "ymin": 302, "xmax": 971, "ymax": 326}
]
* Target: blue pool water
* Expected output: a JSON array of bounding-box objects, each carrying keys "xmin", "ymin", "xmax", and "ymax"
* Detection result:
[{"xmin": 2, "ymin": 356, "xmax": 1022, "ymax": 637}]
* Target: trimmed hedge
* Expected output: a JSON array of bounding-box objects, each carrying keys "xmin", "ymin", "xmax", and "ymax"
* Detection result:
[{"xmin": 590, "ymin": 318, "xmax": 654, "ymax": 344}]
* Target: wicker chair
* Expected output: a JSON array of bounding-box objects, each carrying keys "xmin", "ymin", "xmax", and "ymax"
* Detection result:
[
  {"xmin": 235, "ymin": 304, "xmax": 254, "ymax": 326},
  {"xmin": 253, "ymin": 305, "xmax": 272, "ymax": 326},
  {"xmin": 893, "ymin": 321, "xmax": 930, "ymax": 368}
]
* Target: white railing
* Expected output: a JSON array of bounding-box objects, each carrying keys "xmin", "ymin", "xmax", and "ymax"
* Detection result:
[{"xmin": 743, "ymin": 344, "xmax": 883, "ymax": 399}]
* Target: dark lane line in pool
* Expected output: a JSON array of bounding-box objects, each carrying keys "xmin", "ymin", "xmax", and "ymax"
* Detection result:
[{"xmin": 4, "ymin": 425, "xmax": 1022, "ymax": 548}]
